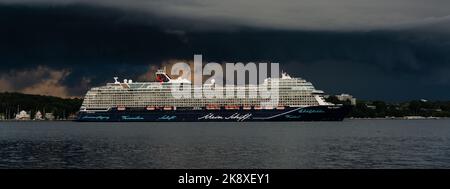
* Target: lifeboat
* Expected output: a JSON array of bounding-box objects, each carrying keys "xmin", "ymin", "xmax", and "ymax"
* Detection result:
[
  {"xmin": 276, "ymin": 106, "xmax": 285, "ymax": 110},
  {"xmin": 146, "ymin": 106, "xmax": 155, "ymax": 111},
  {"xmin": 225, "ymin": 105, "xmax": 239, "ymax": 110},
  {"xmin": 243, "ymin": 106, "xmax": 252, "ymax": 110},
  {"xmin": 206, "ymin": 104, "xmax": 220, "ymax": 110},
  {"xmin": 264, "ymin": 106, "xmax": 274, "ymax": 110},
  {"xmin": 117, "ymin": 106, "xmax": 126, "ymax": 111},
  {"xmin": 163, "ymin": 106, "xmax": 172, "ymax": 111},
  {"xmin": 254, "ymin": 106, "xmax": 262, "ymax": 110}
]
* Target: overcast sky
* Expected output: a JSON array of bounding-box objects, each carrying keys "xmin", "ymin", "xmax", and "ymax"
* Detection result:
[
  {"xmin": 2, "ymin": 0, "xmax": 450, "ymax": 31},
  {"xmin": 0, "ymin": 1, "xmax": 449, "ymax": 100}
]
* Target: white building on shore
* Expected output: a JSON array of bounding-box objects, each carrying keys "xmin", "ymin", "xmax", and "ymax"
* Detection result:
[
  {"xmin": 15, "ymin": 110, "xmax": 31, "ymax": 120},
  {"xmin": 45, "ymin": 113, "xmax": 55, "ymax": 120},
  {"xmin": 336, "ymin": 94, "xmax": 357, "ymax": 105},
  {"xmin": 34, "ymin": 111, "xmax": 44, "ymax": 120}
]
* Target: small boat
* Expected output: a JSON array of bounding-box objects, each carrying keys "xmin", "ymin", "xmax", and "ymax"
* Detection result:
[
  {"xmin": 243, "ymin": 106, "xmax": 252, "ymax": 110},
  {"xmin": 163, "ymin": 106, "xmax": 172, "ymax": 111},
  {"xmin": 117, "ymin": 106, "xmax": 126, "ymax": 111},
  {"xmin": 146, "ymin": 106, "xmax": 155, "ymax": 111}
]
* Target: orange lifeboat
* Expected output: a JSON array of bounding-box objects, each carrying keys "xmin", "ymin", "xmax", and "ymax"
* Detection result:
[
  {"xmin": 243, "ymin": 106, "xmax": 252, "ymax": 110},
  {"xmin": 163, "ymin": 106, "xmax": 172, "ymax": 111},
  {"xmin": 225, "ymin": 105, "xmax": 239, "ymax": 110},
  {"xmin": 146, "ymin": 106, "xmax": 155, "ymax": 111},
  {"xmin": 206, "ymin": 104, "xmax": 220, "ymax": 110},
  {"xmin": 254, "ymin": 106, "xmax": 262, "ymax": 110},
  {"xmin": 117, "ymin": 106, "xmax": 126, "ymax": 111}
]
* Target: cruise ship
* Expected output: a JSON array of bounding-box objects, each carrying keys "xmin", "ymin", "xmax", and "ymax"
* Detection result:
[{"xmin": 77, "ymin": 69, "xmax": 351, "ymax": 122}]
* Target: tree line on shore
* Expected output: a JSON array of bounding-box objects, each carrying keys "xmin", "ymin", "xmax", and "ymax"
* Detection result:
[
  {"xmin": 326, "ymin": 96, "xmax": 450, "ymax": 118},
  {"xmin": 0, "ymin": 92, "xmax": 82, "ymax": 120}
]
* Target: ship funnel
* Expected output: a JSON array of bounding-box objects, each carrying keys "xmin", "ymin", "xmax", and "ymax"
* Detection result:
[
  {"xmin": 155, "ymin": 68, "xmax": 171, "ymax": 82},
  {"xmin": 113, "ymin": 77, "xmax": 120, "ymax": 84}
]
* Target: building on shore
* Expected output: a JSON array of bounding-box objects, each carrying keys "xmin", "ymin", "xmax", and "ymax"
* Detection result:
[
  {"xmin": 403, "ymin": 116, "xmax": 426, "ymax": 120},
  {"xmin": 15, "ymin": 110, "xmax": 31, "ymax": 120},
  {"xmin": 45, "ymin": 113, "xmax": 55, "ymax": 120},
  {"xmin": 336, "ymin": 94, "xmax": 357, "ymax": 105},
  {"xmin": 34, "ymin": 111, "xmax": 44, "ymax": 120},
  {"xmin": 366, "ymin": 105, "xmax": 376, "ymax": 110}
]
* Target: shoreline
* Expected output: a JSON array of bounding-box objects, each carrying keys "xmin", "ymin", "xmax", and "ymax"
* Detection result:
[
  {"xmin": 0, "ymin": 120, "xmax": 76, "ymax": 122},
  {"xmin": 349, "ymin": 117, "xmax": 450, "ymax": 120},
  {"xmin": 1, "ymin": 117, "xmax": 449, "ymax": 122}
]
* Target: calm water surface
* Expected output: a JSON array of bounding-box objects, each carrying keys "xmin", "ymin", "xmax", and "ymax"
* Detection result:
[{"xmin": 1, "ymin": 120, "xmax": 450, "ymax": 169}]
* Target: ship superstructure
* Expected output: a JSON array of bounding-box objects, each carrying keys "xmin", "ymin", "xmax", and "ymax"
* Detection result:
[{"xmin": 77, "ymin": 69, "xmax": 351, "ymax": 122}]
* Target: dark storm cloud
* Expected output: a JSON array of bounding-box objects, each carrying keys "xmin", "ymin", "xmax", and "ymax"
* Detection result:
[
  {"xmin": 2, "ymin": 0, "xmax": 450, "ymax": 31},
  {"xmin": 0, "ymin": 3, "xmax": 450, "ymax": 100}
]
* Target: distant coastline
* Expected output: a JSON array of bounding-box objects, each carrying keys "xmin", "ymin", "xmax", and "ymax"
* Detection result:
[
  {"xmin": 349, "ymin": 117, "xmax": 450, "ymax": 120},
  {"xmin": 0, "ymin": 92, "xmax": 82, "ymax": 121},
  {"xmin": 326, "ymin": 96, "xmax": 450, "ymax": 119},
  {"xmin": 0, "ymin": 119, "xmax": 76, "ymax": 122}
]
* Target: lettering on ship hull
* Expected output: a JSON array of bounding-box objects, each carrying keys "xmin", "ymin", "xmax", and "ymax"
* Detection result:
[
  {"xmin": 198, "ymin": 113, "xmax": 252, "ymax": 122},
  {"xmin": 158, "ymin": 115, "xmax": 177, "ymax": 121}
]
